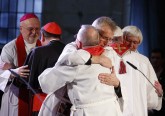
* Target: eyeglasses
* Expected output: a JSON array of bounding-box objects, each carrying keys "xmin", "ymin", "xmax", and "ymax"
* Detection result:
[
  {"xmin": 125, "ymin": 37, "xmax": 140, "ymax": 45},
  {"xmin": 99, "ymin": 33, "xmax": 112, "ymax": 42},
  {"xmin": 22, "ymin": 26, "xmax": 40, "ymax": 32}
]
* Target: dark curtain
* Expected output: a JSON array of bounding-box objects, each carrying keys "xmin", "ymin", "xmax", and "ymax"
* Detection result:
[{"xmin": 129, "ymin": 0, "xmax": 159, "ymax": 56}]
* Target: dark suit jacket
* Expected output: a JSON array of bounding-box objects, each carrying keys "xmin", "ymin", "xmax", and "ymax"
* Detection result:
[{"xmin": 25, "ymin": 40, "xmax": 65, "ymax": 89}]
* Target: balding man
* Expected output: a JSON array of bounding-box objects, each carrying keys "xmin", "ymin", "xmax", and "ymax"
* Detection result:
[
  {"xmin": 0, "ymin": 13, "xmax": 41, "ymax": 116},
  {"xmin": 38, "ymin": 25, "xmax": 122, "ymax": 116}
]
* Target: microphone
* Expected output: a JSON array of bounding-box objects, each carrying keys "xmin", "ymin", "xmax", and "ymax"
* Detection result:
[
  {"xmin": 126, "ymin": 61, "xmax": 137, "ymax": 70},
  {"xmin": 126, "ymin": 61, "xmax": 163, "ymax": 97}
]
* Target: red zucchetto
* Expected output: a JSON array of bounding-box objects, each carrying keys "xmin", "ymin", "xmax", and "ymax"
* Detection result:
[
  {"xmin": 20, "ymin": 13, "xmax": 38, "ymax": 22},
  {"xmin": 43, "ymin": 22, "xmax": 62, "ymax": 35}
]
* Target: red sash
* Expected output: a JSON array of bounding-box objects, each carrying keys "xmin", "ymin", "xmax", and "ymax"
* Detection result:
[
  {"xmin": 15, "ymin": 35, "xmax": 41, "ymax": 116},
  {"xmin": 83, "ymin": 46, "xmax": 104, "ymax": 56},
  {"xmin": 16, "ymin": 35, "xmax": 41, "ymax": 66}
]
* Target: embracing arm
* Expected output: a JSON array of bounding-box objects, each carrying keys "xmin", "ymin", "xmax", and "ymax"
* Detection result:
[
  {"xmin": 59, "ymin": 49, "xmax": 113, "ymax": 69},
  {"xmin": 38, "ymin": 64, "xmax": 77, "ymax": 94},
  {"xmin": 98, "ymin": 66, "xmax": 122, "ymax": 97}
]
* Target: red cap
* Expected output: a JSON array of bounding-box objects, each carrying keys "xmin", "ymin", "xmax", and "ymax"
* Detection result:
[
  {"xmin": 43, "ymin": 22, "xmax": 62, "ymax": 35},
  {"xmin": 20, "ymin": 13, "xmax": 38, "ymax": 22}
]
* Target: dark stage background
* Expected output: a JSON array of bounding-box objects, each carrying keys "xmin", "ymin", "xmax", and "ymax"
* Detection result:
[{"xmin": 0, "ymin": 0, "xmax": 165, "ymax": 56}]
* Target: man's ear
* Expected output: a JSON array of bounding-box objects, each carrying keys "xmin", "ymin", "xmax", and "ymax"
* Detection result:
[{"xmin": 75, "ymin": 39, "xmax": 82, "ymax": 49}]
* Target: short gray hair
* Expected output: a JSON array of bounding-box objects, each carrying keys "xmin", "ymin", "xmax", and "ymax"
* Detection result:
[
  {"xmin": 122, "ymin": 25, "xmax": 143, "ymax": 44},
  {"xmin": 92, "ymin": 16, "xmax": 117, "ymax": 32},
  {"xmin": 77, "ymin": 25, "xmax": 99, "ymax": 47}
]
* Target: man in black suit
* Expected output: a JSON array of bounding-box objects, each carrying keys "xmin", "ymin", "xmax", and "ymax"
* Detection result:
[{"xmin": 25, "ymin": 22, "xmax": 65, "ymax": 116}]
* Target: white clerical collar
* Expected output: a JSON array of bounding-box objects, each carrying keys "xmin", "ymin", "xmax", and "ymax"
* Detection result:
[{"xmin": 24, "ymin": 40, "xmax": 36, "ymax": 54}]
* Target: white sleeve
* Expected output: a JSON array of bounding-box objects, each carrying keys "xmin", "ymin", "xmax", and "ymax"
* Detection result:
[
  {"xmin": 38, "ymin": 65, "xmax": 78, "ymax": 94},
  {"xmin": 0, "ymin": 41, "xmax": 15, "ymax": 92},
  {"xmin": 0, "ymin": 70, "xmax": 11, "ymax": 92},
  {"xmin": 0, "ymin": 41, "xmax": 15, "ymax": 64},
  {"xmin": 58, "ymin": 49, "xmax": 91, "ymax": 66},
  {"xmin": 57, "ymin": 42, "xmax": 77, "ymax": 62},
  {"xmin": 57, "ymin": 42, "xmax": 91, "ymax": 66}
]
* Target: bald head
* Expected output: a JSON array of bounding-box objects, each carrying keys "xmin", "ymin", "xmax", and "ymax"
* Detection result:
[{"xmin": 77, "ymin": 25, "xmax": 99, "ymax": 47}]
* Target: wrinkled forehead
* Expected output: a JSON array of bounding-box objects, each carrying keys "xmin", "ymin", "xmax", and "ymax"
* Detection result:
[
  {"xmin": 125, "ymin": 35, "xmax": 139, "ymax": 41},
  {"xmin": 20, "ymin": 18, "xmax": 40, "ymax": 27}
]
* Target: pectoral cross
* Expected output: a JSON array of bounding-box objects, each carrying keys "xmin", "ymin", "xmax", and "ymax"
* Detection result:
[{"xmin": 113, "ymin": 44, "xmax": 126, "ymax": 53}]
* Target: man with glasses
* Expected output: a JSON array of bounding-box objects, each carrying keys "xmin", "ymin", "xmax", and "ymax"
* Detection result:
[
  {"xmin": 63, "ymin": 22, "xmax": 163, "ymax": 115},
  {"xmin": 122, "ymin": 26, "xmax": 142, "ymax": 52},
  {"xmin": 58, "ymin": 16, "xmax": 116, "ymax": 64},
  {"xmin": 38, "ymin": 25, "xmax": 122, "ymax": 116},
  {"xmin": 0, "ymin": 13, "xmax": 41, "ymax": 116},
  {"xmin": 100, "ymin": 25, "xmax": 163, "ymax": 116},
  {"xmin": 38, "ymin": 16, "xmax": 123, "ymax": 116}
]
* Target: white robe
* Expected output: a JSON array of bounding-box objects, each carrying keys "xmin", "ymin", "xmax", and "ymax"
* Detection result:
[
  {"xmin": 45, "ymin": 42, "xmax": 162, "ymax": 116},
  {"xmin": 61, "ymin": 47, "xmax": 162, "ymax": 116},
  {"xmin": 115, "ymin": 51, "xmax": 162, "ymax": 116},
  {"xmin": 0, "ymin": 39, "xmax": 19, "ymax": 116},
  {"xmin": 38, "ymin": 53, "xmax": 122, "ymax": 116},
  {"xmin": 38, "ymin": 44, "xmax": 123, "ymax": 116},
  {"xmin": 0, "ymin": 38, "xmax": 36, "ymax": 116}
]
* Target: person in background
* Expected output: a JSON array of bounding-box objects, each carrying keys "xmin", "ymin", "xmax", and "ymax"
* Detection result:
[
  {"xmin": 38, "ymin": 25, "xmax": 122, "ymax": 116},
  {"xmin": 24, "ymin": 22, "xmax": 66, "ymax": 116},
  {"xmin": 122, "ymin": 26, "xmax": 162, "ymax": 97},
  {"xmin": 99, "ymin": 25, "xmax": 163, "ymax": 116},
  {"xmin": 0, "ymin": 13, "xmax": 41, "ymax": 116},
  {"xmin": 149, "ymin": 48, "xmax": 165, "ymax": 116}
]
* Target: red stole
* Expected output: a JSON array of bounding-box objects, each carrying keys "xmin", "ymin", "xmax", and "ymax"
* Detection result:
[
  {"xmin": 110, "ymin": 43, "xmax": 129, "ymax": 74},
  {"xmin": 16, "ymin": 34, "xmax": 41, "ymax": 67},
  {"xmin": 83, "ymin": 46, "xmax": 104, "ymax": 55},
  {"xmin": 15, "ymin": 34, "xmax": 41, "ymax": 116}
]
